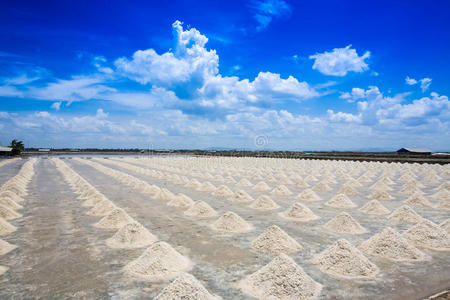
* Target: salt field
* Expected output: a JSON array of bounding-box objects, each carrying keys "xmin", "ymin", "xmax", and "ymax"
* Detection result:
[{"xmin": 0, "ymin": 156, "xmax": 449, "ymax": 299}]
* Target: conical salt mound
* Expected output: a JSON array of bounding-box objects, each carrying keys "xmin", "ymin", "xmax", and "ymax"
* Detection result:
[
  {"xmin": 0, "ymin": 266, "xmax": 8, "ymax": 276},
  {"xmin": 231, "ymin": 190, "xmax": 254, "ymax": 203},
  {"xmin": 312, "ymin": 182, "xmax": 332, "ymax": 192},
  {"xmin": 437, "ymin": 196, "xmax": 450, "ymax": 210},
  {"xmin": 338, "ymin": 185, "xmax": 358, "ymax": 196},
  {"xmin": 359, "ymin": 227, "xmax": 425, "ymax": 262},
  {"xmin": 311, "ymin": 239, "xmax": 378, "ymax": 279},
  {"xmin": 440, "ymin": 219, "xmax": 450, "ymax": 233},
  {"xmin": 212, "ymin": 185, "xmax": 234, "ymax": 197},
  {"xmin": 106, "ymin": 221, "xmax": 157, "ymax": 249},
  {"xmin": 0, "ymin": 239, "xmax": 17, "ymax": 256},
  {"xmin": 167, "ymin": 194, "xmax": 194, "ymax": 208},
  {"xmin": 403, "ymin": 219, "xmax": 450, "ymax": 251},
  {"xmin": 359, "ymin": 200, "xmax": 390, "ymax": 215},
  {"xmin": 211, "ymin": 211, "xmax": 253, "ymax": 233},
  {"xmin": 184, "ymin": 201, "xmax": 218, "ymax": 218},
  {"xmin": 404, "ymin": 193, "xmax": 432, "ymax": 207},
  {"xmin": 157, "ymin": 188, "xmax": 177, "ymax": 202},
  {"xmin": 124, "ymin": 241, "xmax": 192, "ymax": 281},
  {"xmin": 370, "ymin": 190, "xmax": 393, "ymax": 201},
  {"xmin": 0, "ymin": 218, "xmax": 16, "ymax": 236},
  {"xmin": 431, "ymin": 189, "xmax": 450, "ymax": 200},
  {"xmin": 294, "ymin": 178, "xmax": 309, "ymax": 188},
  {"xmin": 296, "ymin": 189, "xmax": 321, "ymax": 202},
  {"xmin": 323, "ymin": 212, "xmax": 366, "ymax": 234},
  {"xmin": 388, "ymin": 205, "xmax": 424, "ymax": 225},
  {"xmin": 239, "ymin": 254, "xmax": 322, "ymax": 300},
  {"xmin": 271, "ymin": 185, "xmax": 293, "ymax": 196},
  {"xmin": 237, "ymin": 178, "xmax": 253, "ymax": 187},
  {"xmin": 94, "ymin": 208, "xmax": 134, "ymax": 229},
  {"xmin": 325, "ymin": 194, "xmax": 356, "ymax": 209},
  {"xmin": 0, "ymin": 204, "xmax": 22, "ymax": 220},
  {"xmin": 249, "ymin": 195, "xmax": 280, "ymax": 210},
  {"xmin": 252, "ymin": 181, "xmax": 271, "ymax": 192},
  {"xmin": 155, "ymin": 273, "xmax": 220, "ymax": 300},
  {"xmin": 0, "ymin": 191, "xmax": 23, "ymax": 203},
  {"xmin": 280, "ymin": 202, "xmax": 319, "ymax": 222},
  {"xmin": 197, "ymin": 182, "xmax": 216, "ymax": 192},
  {"xmin": 87, "ymin": 199, "xmax": 117, "ymax": 217},
  {"xmin": 0, "ymin": 197, "xmax": 23, "ymax": 211},
  {"xmin": 82, "ymin": 193, "xmax": 107, "ymax": 207},
  {"xmin": 251, "ymin": 225, "xmax": 302, "ymax": 254}
]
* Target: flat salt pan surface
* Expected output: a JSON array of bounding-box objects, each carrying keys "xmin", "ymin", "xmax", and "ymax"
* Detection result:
[{"xmin": 0, "ymin": 157, "xmax": 449, "ymax": 299}]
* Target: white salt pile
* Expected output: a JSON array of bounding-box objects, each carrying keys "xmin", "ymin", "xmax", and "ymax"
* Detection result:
[
  {"xmin": 0, "ymin": 266, "xmax": 8, "ymax": 276},
  {"xmin": 252, "ymin": 181, "xmax": 271, "ymax": 192},
  {"xmin": 325, "ymin": 194, "xmax": 356, "ymax": 209},
  {"xmin": 0, "ymin": 218, "xmax": 17, "ymax": 236},
  {"xmin": 211, "ymin": 211, "xmax": 253, "ymax": 233},
  {"xmin": 212, "ymin": 185, "xmax": 234, "ymax": 197},
  {"xmin": 197, "ymin": 182, "xmax": 216, "ymax": 192},
  {"xmin": 157, "ymin": 189, "xmax": 177, "ymax": 202},
  {"xmin": 404, "ymin": 193, "xmax": 432, "ymax": 207},
  {"xmin": 280, "ymin": 202, "xmax": 319, "ymax": 222},
  {"xmin": 0, "ymin": 204, "xmax": 22, "ymax": 220},
  {"xmin": 106, "ymin": 222, "xmax": 157, "ymax": 249},
  {"xmin": 87, "ymin": 199, "xmax": 117, "ymax": 217},
  {"xmin": 296, "ymin": 189, "xmax": 321, "ymax": 202},
  {"xmin": 239, "ymin": 254, "xmax": 322, "ymax": 300},
  {"xmin": 403, "ymin": 219, "xmax": 450, "ymax": 251},
  {"xmin": 437, "ymin": 195, "xmax": 450, "ymax": 210},
  {"xmin": 440, "ymin": 218, "xmax": 450, "ymax": 233},
  {"xmin": 323, "ymin": 212, "xmax": 367, "ymax": 234},
  {"xmin": 359, "ymin": 227, "xmax": 426, "ymax": 262},
  {"xmin": 155, "ymin": 273, "xmax": 220, "ymax": 300},
  {"xmin": 184, "ymin": 201, "xmax": 218, "ymax": 218},
  {"xmin": 370, "ymin": 190, "xmax": 393, "ymax": 201},
  {"xmin": 388, "ymin": 205, "xmax": 424, "ymax": 225},
  {"xmin": 82, "ymin": 193, "xmax": 107, "ymax": 207},
  {"xmin": 0, "ymin": 191, "xmax": 23, "ymax": 203},
  {"xmin": 94, "ymin": 208, "xmax": 134, "ymax": 229},
  {"xmin": 237, "ymin": 178, "xmax": 253, "ymax": 187},
  {"xmin": 0, "ymin": 239, "xmax": 17, "ymax": 256},
  {"xmin": 359, "ymin": 200, "xmax": 390, "ymax": 215},
  {"xmin": 271, "ymin": 185, "xmax": 293, "ymax": 196},
  {"xmin": 311, "ymin": 239, "xmax": 378, "ymax": 279},
  {"xmin": 338, "ymin": 184, "xmax": 358, "ymax": 196},
  {"xmin": 167, "ymin": 194, "xmax": 195, "ymax": 208},
  {"xmin": 294, "ymin": 178, "xmax": 309, "ymax": 188},
  {"xmin": 249, "ymin": 195, "xmax": 280, "ymax": 210},
  {"xmin": 251, "ymin": 225, "xmax": 302, "ymax": 254},
  {"xmin": 0, "ymin": 196, "xmax": 22, "ymax": 211},
  {"xmin": 230, "ymin": 190, "xmax": 254, "ymax": 203},
  {"xmin": 312, "ymin": 182, "xmax": 332, "ymax": 192},
  {"xmin": 125, "ymin": 241, "xmax": 192, "ymax": 281}
]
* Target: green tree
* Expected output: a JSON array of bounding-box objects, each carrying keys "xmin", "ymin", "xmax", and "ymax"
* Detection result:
[{"xmin": 10, "ymin": 139, "xmax": 24, "ymax": 156}]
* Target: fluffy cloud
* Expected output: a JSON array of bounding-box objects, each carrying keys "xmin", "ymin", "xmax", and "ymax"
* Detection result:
[
  {"xmin": 420, "ymin": 78, "xmax": 432, "ymax": 92},
  {"xmin": 250, "ymin": 0, "xmax": 291, "ymax": 30},
  {"xmin": 309, "ymin": 45, "xmax": 370, "ymax": 76},
  {"xmin": 51, "ymin": 102, "xmax": 61, "ymax": 111},
  {"xmin": 405, "ymin": 76, "xmax": 417, "ymax": 85}
]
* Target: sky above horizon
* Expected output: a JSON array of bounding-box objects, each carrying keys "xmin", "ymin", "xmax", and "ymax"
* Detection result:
[{"xmin": 0, "ymin": 0, "xmax": 449, "ymax": 151}]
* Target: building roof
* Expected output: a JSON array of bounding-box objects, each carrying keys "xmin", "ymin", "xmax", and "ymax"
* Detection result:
[
  {"xmin": 398, "ymin": 148, "xmax": 432, "ymax": 153},
  {"xmin": 0, "ymin": 146, "xmax": 12, "ymax": 152}
]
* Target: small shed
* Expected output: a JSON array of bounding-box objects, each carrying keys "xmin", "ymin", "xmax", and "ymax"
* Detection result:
[
  {"xmin": 0, "ymin": 146, "xmax": 13, "ymax": 157},
  {"xmin": 397, "ymin": 148, "xmax": 432, "ymax": 155}
]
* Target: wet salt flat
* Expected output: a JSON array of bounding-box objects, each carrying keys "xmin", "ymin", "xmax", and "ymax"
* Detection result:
[{"xmin": 0, "ymin": 156, "xmax": 449, "ymax": 299}]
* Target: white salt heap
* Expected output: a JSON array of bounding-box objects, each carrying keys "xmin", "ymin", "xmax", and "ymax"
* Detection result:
[
  {"xmin": 82, "ymin": 193, "xmax": 107, "ymax": 207},
  {"xmin": 0, "ymin": 196, "xmax": 23, "ymax": 211},
  {"xmin": 249, "ymin": 195, "xmax": 280, "ymax": 210},
  {"xmin": 437, "ymin": 193, "xmax": 450, "ymax": 210},
  {"xmin": 0, "ymin": 204, "xmax": 22, "ymax": 220},
  {"xmin": 0, "ymin": 218, "xmax": 17, "ymax": 236},
  {"xmin": 252, "ymin": 181, "xmax": 271, "ymax": 192},
  {"xmin": 0, "ymin": 191, "xmax": 23, "ymax": 203},
  {"xmin": 212, "ymin": 185, "xmax": 234, "ymax": 197},
  {"xmin": 167, "ymin": 194, "xmax": 195, "ymax": 207},
  {"xmin": 230, "ymin": 190, "xmax": 254, "ymax": 203},
  {"xmin": 155, "ymin": 273, "xmax": 220, "ymax": 300},
  {"xmin": 125, "ymin": 241, "xmax": 192, "ymax": 281},
  {"xmin": 323, "ymin": 212, "xmax": 366, "ymax": 234},
  {"xmin": 388, "ymin": 205, "xmax": 424, "ymax": 224},
  {"xmin": 87, "ymin": 199, "xmax": 117, "ymax": 217},
  {"xmin": 404, "ymin": 193, "xmax": 432, "ymax": 207},
  {"xmin": 251, "ymin": 225, "xmax": 302, "ymax": 254},
  {"xmin": 359, "ymin": 200, "xmax": 390, "ymax": 215},
  {"xmin": 0, "ymin": 266, "xmax": 8, "ymax": 276},
  {"xmin": 94, "ymin": 208, "xmax": 134, "ymax": 229},
  {"xmin": 237, "ymin": 178, "xmax": 253, "ymax": 187},
  {"xmin": 294, "ymin": 178, "xmax": 309, "ymax": 188},
  {"xmin": 440, "ymin": 218, "xmax": 450, "ymax": 233},
  {"xmin": 311, "ymin": 239, "xmax": 379, "ymax": 279},
  {"xmin": 197, "ymin": 182, "xmax": 216, "ymax": 192},
  {"xmin": 184, "ymin": 201, "xmax": 218, "ymax": 218},
  {"xmin": 271, "ymin": 185, "xmax": 293, "ymax": 196},
  {"xmin": 370, "ymin": 190, "xmax": 393, "ymax": 201},
  {"xmin": 359, "ymin": 227, "xmax": 425, "ymax": 262},
  {"xmin": 240, "ymin": 254, "xmax": 322, "ymax": 300},
  {"xmin": 296, "ymin": 189, "xmax": 321, "ymax": 202},
  {"xmin": 280, "ymin": 203, "xmax": 319, "ymax": 222},
  {"xmin": 211, "ymin": 211, "xmax": 253, "ymax": 233},
  {"xmin": 0, "ymin": 239, "xmax": 17, "ymax": 256},
  {"xmin": 106, "ymin": 221, "xmax": 157, "ymax": 249},
  {"xmin": 338, "ymin": 184, "xmax": 358, "ymax": 196},
  {"xmin": 325, "ymin": 194, "xmax": 356, "ymax": 209},
  {"xmin": 312, "ymin": 182, "xmax": 332, "ymax": 192},
  {"xmin": 403, "ymin": 219, "xmax": 450, "ymax": 251}
]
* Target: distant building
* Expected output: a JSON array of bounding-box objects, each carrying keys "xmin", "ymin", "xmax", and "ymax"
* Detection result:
[
  {"xmin": 38, "ymin": 148, "xmax": 51, "ymax": 152},
  {"xmin": 397, "ymin": 148, "xmax": 432, "ymax": 155},
  {"xmin": 0, "ymin": 146, "xmax": 13, "ymax": 157}
]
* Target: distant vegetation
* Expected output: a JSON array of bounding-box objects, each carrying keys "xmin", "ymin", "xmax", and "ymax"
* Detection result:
[{"xmin": 10, "ymin": 139, "xmax": 24, "ymax": 156}]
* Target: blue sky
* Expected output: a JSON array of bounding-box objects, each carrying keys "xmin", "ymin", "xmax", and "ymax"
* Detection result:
[{"xmin": 0, "ymin": 0, "xmax": 449, "ymax": 150}]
